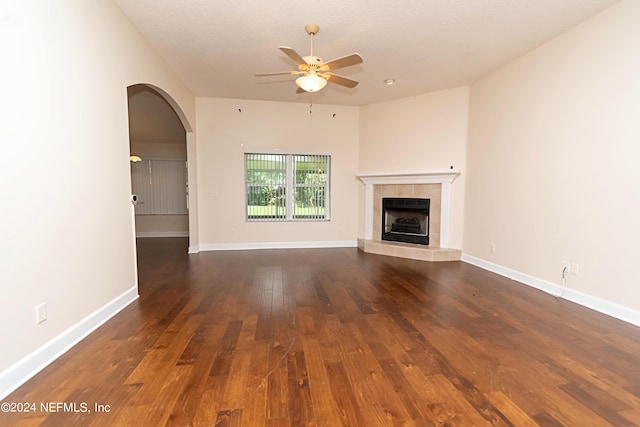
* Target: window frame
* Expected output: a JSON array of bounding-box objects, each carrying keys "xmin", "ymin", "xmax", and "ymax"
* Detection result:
[{"xmin": 244, "ymin": 150, "xmax": 331, "ymax": 222}]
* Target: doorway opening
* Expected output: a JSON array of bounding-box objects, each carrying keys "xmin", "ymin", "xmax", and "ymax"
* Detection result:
[
  {"xmin": 128, "ymin": 85, "xmax": 188, "ymax": 239},
  {"xmin": 126, "ymin": 84, "xmax": 197, "ymax": 296}
]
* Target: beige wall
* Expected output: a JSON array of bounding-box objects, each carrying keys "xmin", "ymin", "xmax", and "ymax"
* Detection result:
[
  {"xmin": 465, "ymin": 0, "xmax": 640, "ymax": 312},
  {"xmin": 195, "ymin": 97, "xmax": 359, "ymax": 247},
  {"xmin": 358, "ymin": 87, "xmax": 469, "ymax": 248},
  {"xmin": 0, "ymin": 0, "xmax": 194, "ymax": 381},
  {"xmin": 131, "ymin": 141, "xmax": 187, "ymax": 159}
]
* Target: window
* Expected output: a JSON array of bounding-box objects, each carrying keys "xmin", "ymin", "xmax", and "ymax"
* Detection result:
[
  {"xmin": 245, "ymin": 152, "xmax": 330, "ymax": 221},
  {"xmin": 131, "ymin": 159, "xmax": 188, "ymax": 215}
]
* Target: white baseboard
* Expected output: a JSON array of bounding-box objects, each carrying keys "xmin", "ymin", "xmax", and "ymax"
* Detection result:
[
  {"xmin": 462, "ymin": 254, "xmax": 640, "ymax": 328},
  {"xmin": 0, "ymin": 286, "xmax": 139, "ymax": 400},
  {"xmin": 136, "ymin": 231, "xmax": 189, "ymax": 238},
  {"xmin": 197, "ymin": 240, "xmax": 358, "ymax": 252}
]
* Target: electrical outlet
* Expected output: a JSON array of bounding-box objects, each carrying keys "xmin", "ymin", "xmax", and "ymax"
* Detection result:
[
  {"xmin": 490, "ymin": 243, "xmax": 496, "ymax": 253},
  {"xmin": 562, "ymin": 261, "xmax": 570, "ymax": 275},
  {"xmin": 35, "ymin": 303, "xmax": 47, "ymax": 324},
  {"xmin": 570, "ymin": 262, "xmax": 579, "ymax": 276}
]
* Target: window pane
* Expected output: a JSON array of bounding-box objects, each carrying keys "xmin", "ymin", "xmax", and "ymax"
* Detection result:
[
  {"xmin": 293, "ymin": 186, "xmax": 325, "ymax": 219},
  {"xmin": 294, "ymin": 155, "xmax": 327, "ymax": 184},
  {"xmin": 246, "ymin": 186, "xmax": 286, "ymax": 219},
  {"xmin": 245, "ymin": 153, "xmax": 287, "ymax": 220},
  {"xmin": 293, "ymin": 154, "xmax": 329, "ymax": 220}
]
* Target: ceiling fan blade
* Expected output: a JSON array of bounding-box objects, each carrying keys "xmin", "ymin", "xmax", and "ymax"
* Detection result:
[
  {"xmin": 325, "ymin": 73, "xmax": 359, "ymax": 88},
  {"xmin": 279, "ymin": 46, "xmax": 307, "ymax": 67},
  {"xmin": 319, "ymin": 53, "xmax": 363, "ymax": 72},
  {"xmin": 255, "ymin": 71, "xmax": 303, "ymax": 77}
]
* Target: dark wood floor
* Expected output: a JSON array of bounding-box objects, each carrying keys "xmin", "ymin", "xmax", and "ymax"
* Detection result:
[{"xmin": 3, "ymin": 238, "xmax": 640, "ymax": 426}]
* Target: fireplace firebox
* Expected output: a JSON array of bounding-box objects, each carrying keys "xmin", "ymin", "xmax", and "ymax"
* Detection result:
[{"xmin": 382, "ymin": 198, "xmax": 430, "ymax": 245}]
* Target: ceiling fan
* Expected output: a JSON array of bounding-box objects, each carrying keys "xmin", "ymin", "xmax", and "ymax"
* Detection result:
[{"xmin": 255, "ymin": 24, "xmax": 363, "ymax": 93}]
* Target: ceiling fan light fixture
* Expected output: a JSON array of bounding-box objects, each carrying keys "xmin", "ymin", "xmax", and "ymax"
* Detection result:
[
  {"xmin": 295, "ymin": 74, "xmax": 327, "ymax": 92},
  {"xmin": 130, "ymin": 155, "xmax": 142, "ymax": 162},
  {"xmin": 256, "ymin": 24, "xmax": 363, "ymax": 93}
]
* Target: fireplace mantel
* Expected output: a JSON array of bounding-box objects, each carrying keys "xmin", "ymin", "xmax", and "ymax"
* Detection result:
[
  {"xmin": 357, "ymin": 169, "xmax": 460, "ymax": 186},
  {"xmin": 357, "ymin": 169, "xmax": 460, "ymax": 249}
]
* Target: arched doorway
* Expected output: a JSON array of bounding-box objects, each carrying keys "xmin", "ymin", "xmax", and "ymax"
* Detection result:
[{"xmin": 126, "ymin": 84, "xmax": 198, "ymax": 254}]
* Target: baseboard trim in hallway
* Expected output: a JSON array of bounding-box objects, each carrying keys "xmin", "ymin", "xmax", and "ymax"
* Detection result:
[{"xmin": 0, "ymin": 286, "xmax": 139, "ymax": 400}]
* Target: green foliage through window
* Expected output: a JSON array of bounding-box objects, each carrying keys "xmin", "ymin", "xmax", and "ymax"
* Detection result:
[{"xmin": 245, "ymin": 153, "xmax": 330, "ymax": 221}]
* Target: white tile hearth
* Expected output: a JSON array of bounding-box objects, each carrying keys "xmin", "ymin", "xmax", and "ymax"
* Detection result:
[{"xmin": 357, "ymin": 238, "xmax": 461, "ymax": 262}]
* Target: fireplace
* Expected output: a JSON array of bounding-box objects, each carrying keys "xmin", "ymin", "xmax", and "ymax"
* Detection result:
[
  {"xmin": 382, "ymin": 198, "xmax": 430, "ymax": 245},
  {"xmin": 357, "ymin": 170, "xmax": 461, "ymax": 261}
]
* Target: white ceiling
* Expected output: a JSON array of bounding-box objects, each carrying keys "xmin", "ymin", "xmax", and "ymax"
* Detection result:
[{"xmin": 114, "ymin": 0, "xmax": 620, "ymax": 106}]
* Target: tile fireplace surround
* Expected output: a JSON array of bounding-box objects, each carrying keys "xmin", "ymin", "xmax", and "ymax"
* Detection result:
[{"xmin": 357, "ymin": 170, "xmax": 461, "ymax": 262}]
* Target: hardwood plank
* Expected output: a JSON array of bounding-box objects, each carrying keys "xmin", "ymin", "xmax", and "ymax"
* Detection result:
[
  {"xmin": 140, "ymin": 365, "xmax": 193, "ymax": 427},
  {"xmin": 234, "ymin": 340, "xmax": 269, "ymax": 427},
  {"xmin": 486, "ymin": 391, "xmax": 540, "ymax": 427},
  {"xmin": 301, "ymin": 336, "xmax": 345, "ymax": 427},
  {"xmin": 214, "ymin": 408, "xmax": 243, "ymax": 427},
  {"xmin": 426, "ymin": 373, "xmax": 503, "ymax": 426},
  {"xmin": 209, "ymin": 320, "xmax": 243, "ymax": 377},
  {"xmin": 559, "ymin": 382, "xmax": 635, "ymax": 427},
  {"xmin": 325, "ymin": 361, "xmax": 367, "ymax": 426},
  {"xmin": 286, "ymin": 350, "xmax": 314, "ymax": 427}
]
